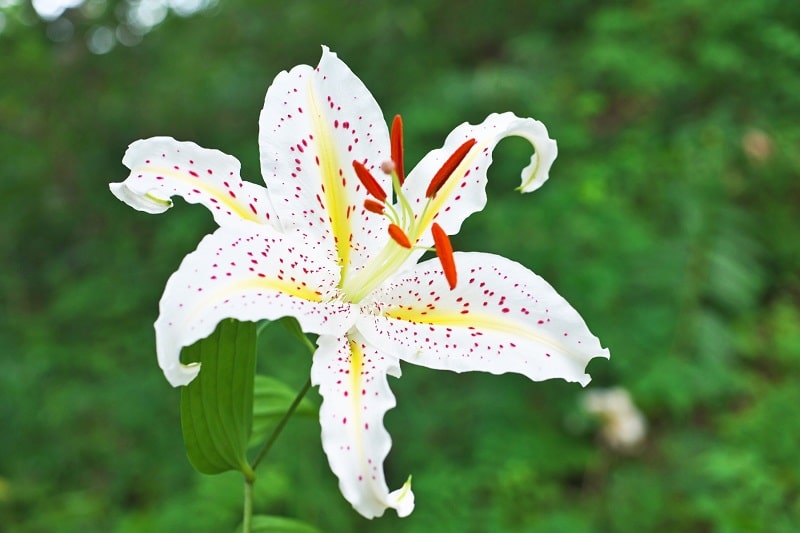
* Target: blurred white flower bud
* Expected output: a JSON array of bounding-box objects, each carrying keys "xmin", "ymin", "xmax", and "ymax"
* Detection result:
[
  {"xmin": 741, "ymin": 128, "xmax": 773, "ymax": 162},
  {"xmin": 582, "ymin": 387, "xmax": 646, "ymax": 452}
]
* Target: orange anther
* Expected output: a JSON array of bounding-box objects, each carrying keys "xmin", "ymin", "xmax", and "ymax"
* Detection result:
[
  {"xmin": 391, "ymin": 115, "xmax": 405, "ymax": 184},
  {"xmin": 388, "ymin": 224, "xmax": 412, "ymax": 248},
  {"xmin": 431, "ymin": 222, "xmax": 457, "ymax": 289},
  {"xmin": 352, "ymin": 160, "xmax": 387, "ymax": 202},
  {"xmin": 364, "ymin": 199, "xmax": 385, "ymax": 215},
  {"xmin": 425, "ymin": 138, "xmax": 477, "ymax": 198}
]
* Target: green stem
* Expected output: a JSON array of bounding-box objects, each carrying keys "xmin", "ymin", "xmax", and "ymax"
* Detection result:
[
  {"xmin": 243, "ymin": 323, "xmax": 316, "ymax": 529},
  {"xmin": 243, "ymin": 475, "xmax": 254, "ymax": 533},
  {"xmin": 251, "ymin": 377, "xmax": 313, "ymax": 470}
]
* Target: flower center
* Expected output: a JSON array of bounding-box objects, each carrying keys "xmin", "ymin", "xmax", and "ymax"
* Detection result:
[{"xmin": 340, "ymin": 115, "xmax": 475, "ymax": 303}]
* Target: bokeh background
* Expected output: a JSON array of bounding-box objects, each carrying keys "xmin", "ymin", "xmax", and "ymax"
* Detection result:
[{"xmin": 2, "ymin": 0, "xmax": 800, "ymax": 531}]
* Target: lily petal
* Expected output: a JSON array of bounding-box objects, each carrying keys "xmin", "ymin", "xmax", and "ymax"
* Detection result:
[
  {"xmin": 259, "ymin": 46, "xmax": 391, "ymax": 284},
  {"xmin": 359, "ymin": 252, "xmax": 608, "ymax": 386},
  {"xmin": 402, "ymin": 112, "xmax": 557, "ymax": 245},
  {"xmin": 156, "ymin": 226, "xmax": 353, "ymax": 386},
  {"xmin": 311, "ymin": 333, "xmax": 414, "ymax": 518},
  {"xmin": 111, "ymin": 137, "xmax": 272, "ymax": 228}
]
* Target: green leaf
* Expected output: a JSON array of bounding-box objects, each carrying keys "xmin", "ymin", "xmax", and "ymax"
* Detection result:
[
  {"xmin": 248, "ymin": 515, "xmax": 322, "ymax": 533},
  {"xmin": 278, "ymin": 316, "xmax": 317, "ymax": 354},
  {"xmin": 256, "ymin": 319, "xmax": 273, "ymax": 335},
  {"xmin": 180, "ymin": 319, "xmax": 257, "ymax": 478},
  {"xmin": 250, "ymin": 375, "xmax": 317, "ymax": 448}
]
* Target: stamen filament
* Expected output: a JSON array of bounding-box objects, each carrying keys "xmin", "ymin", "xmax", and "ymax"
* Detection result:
[
  {"xmin": 391, "ymin": 115, "xmax": 405, "ymax": 185},
  {"xmin": 383, "ymin": 201, "xmax": 402, "ymax": 227},
  {"xmin": 431, "ymin": 222, "xmax": 457, "ymax": 289},
  {"xmin": 391, "ymin": 169, "xmax": 414, "ymax": 228},
  {"xmin": 409, "ymin": 197, "xmax": 434, "ymax": 244},
  {"xmin": 425, "ymin": 138, "xmax": 477, "ymax": 198},
  {"xmin": 352, "ymin": 161, "xmax": 387, "ymax": 202}
]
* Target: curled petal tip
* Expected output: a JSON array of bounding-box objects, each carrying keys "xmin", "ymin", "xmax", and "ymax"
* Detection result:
[
  {"xmin": 163, "ymin": 362, "xmax": 201, "ymax": 388},
  {"xmin": 388, "ymin": 476, "xmax": 415, "ymax": 517},
  {"xmin": 110, "ymin": 182, "xmax": 173, "ymax": 214},
  {"xmin": 516, "ymin": 124, "xmax": 557, "ymax": 194}
]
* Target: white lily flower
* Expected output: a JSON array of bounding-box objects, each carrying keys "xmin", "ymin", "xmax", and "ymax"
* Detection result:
[{"xmin": 110, "ymin": 46, "xmax": 609, "ymax": 519}]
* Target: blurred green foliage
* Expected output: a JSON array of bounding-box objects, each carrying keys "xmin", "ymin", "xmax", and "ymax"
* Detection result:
[{"xmin": 2, "ymin": 0, "xmax": 799, "ymax": 531}]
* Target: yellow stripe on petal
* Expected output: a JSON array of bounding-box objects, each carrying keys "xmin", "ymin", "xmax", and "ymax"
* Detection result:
[
  {"xmin": 349, "ymin": 338, "xmax": 364, "ymax": 395},
  {"xmin": 230, "ymin": 277, "xmax": 326, "ymax": 302},
  {"xmin": 384, "ymin": 307, "xmax": 573, "ymax": 356},
  {"xmin": 307, "ymin": 81, "xmax": 353, "ymax": 283},
  {"xmin": 187, "ymin": 275, "xmax": 326, "ymax": 326},
  {"xmin": 135, "ymin": 165, "xmax": 263, "ymax": 223}
]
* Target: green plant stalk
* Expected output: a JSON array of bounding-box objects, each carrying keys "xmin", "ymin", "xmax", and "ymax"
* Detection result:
[
  {"xmin": 243, "ymin": 325, "xmax": 316, "ymax": 528},
  {"xmin": 251, "ymin": 377, "xmax": 313, "ymax": 470},
  {"xmin": 243, "ymin": 475, "xmax": 254, "ymax": 533}
]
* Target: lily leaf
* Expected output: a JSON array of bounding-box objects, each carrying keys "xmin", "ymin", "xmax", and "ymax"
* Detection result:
[
  {"xmin": 250, "ymin": 375, "xmax": 318, "ymax": 448},
  {"xmin": 180, "ymin": 319, "xmax": 257, "ymax": 477}
]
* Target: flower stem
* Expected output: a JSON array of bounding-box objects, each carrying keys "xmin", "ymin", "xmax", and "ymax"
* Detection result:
[
  {"xmin": 243, "ymin": 475, "xmax": 254, "ymax": 533},
  {"xmin": 251, "ymin": 377, "xmax": 313, "ymax": 470},
  {"xmin": 243, "ymin": 325, "xmax": 316, "ymax": 529}
]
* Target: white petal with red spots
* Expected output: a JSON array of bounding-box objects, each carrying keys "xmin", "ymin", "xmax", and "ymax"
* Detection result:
[
  {"xmin": 259, "ymin": 46, "xmax": 391, "ymax": 283},
  {"xmin": 311, "ymin": 333, "xmax": 414, "ymax": 518},
  {"xmin": 358, "ymin": 252, "xmax": 608, "ymax": 386},
  {"xmin": 155, "ymin": 225, "xmax": 353, "ymax": 386},
  {"xmin": 111, "ymin": 137, "xmax": 272, "ymax": 229},
  {"xmin": 401, "ymin": 112, "xmax": 558, "ymax": 248}
]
